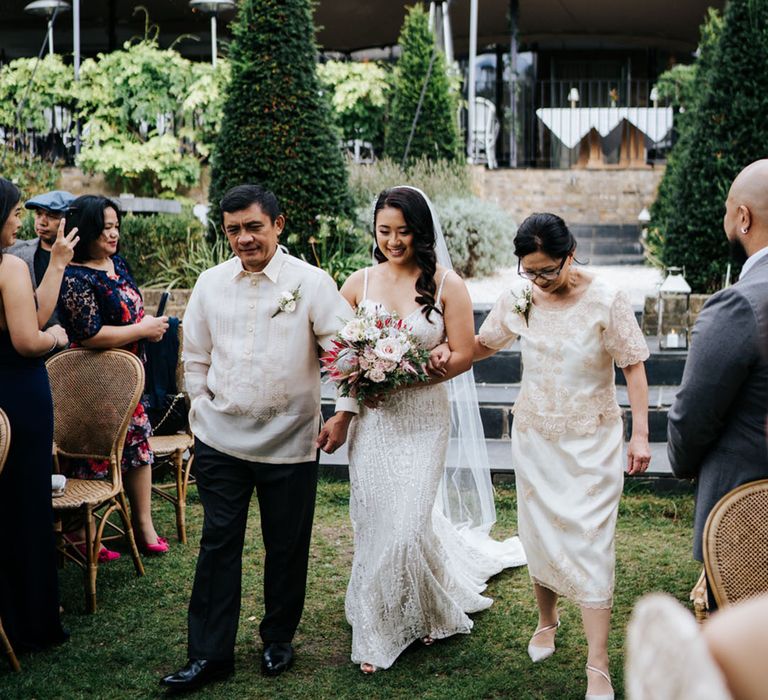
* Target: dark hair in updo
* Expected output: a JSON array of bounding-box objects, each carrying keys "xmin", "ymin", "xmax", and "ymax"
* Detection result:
[
  {"xmin": 373, "ymin": 187, "xmax": 441, "ymax": 321},
  {"xmin": 0, "ymin": 178, "xmax": 21, "ymax": 264},
  {"xmin": 514, "ymin": 212, "xmax": 577, "ymax": 259}
]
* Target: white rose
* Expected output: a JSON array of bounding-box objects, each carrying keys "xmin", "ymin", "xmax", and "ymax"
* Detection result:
[
  {"xmin": 280, "ymin": 290, "xmax": 294, "ymax": 301},
  {"xmin": 283, "ymin": 300, "xmax": 296, "ymax": 313},
  {"xmin": 373, "ymin": 337, "xmax": 405, "ymax": 363},
  {"xmin": 364, "ymin": 326, "xmax": 381, "ymax": 341},
  {"xmin": 340, "ymin": 319, "xmax": 366, "ymax": 342}
]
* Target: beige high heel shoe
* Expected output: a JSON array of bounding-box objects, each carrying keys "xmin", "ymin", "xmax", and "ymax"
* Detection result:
[
  {"xmin": 527, "ymin": 619, "xmax": 560, "ymax": 662},
  {"xmin": 360, "ymin": 662, "xmax": 379, "ymax": 674},
  {"xmin": 585, "ymin": 664, "xmax": 614, "ymax": 700}
]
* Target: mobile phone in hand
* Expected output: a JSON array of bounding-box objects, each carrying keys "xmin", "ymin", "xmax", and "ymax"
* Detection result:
[{"xmin": 156, "ymin": 291, "xmax": 170, "ymax": 317}]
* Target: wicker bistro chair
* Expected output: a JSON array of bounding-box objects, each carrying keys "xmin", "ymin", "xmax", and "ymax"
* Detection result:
[
  {"xmin": 149, "ymin": 322, "xmax": 195, "ymax": 544},
  {"xmin": 0, "ymin": 409, "xmax": 21, "ymax": 671},
  {"xmin": 46, "ymin": 348, "xmax": 146, "ymax": 613},
  {"xmin": 703, "ymin": 479, "xmax": 768, "ymax": 609}
]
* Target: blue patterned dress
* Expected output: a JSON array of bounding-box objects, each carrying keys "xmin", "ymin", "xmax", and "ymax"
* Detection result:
[{"xmin": 57, "ymin": 255, "xmax": 154, "ymax": 477}]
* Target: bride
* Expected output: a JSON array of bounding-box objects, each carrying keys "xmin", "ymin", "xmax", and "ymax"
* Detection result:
[{"xmin": 338, "ymin": 186, "xmax": 525, "ymax": 673}]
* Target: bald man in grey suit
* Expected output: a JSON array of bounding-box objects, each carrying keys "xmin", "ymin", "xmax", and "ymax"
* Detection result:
[{"xmin": 668, "ymin": 160, "xmax": 768, "ymax": 588}]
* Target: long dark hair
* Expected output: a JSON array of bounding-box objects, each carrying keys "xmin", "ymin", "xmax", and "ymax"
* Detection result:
[
  {"xmin": 0, "ymin": 177, "xmax": 22, "ymax": 264},
  {"xmin": 373, "ymin": 187, "xmax": 441, "ymax": 321},
  {"xmin": 65, "ymin": 195, "xmax": 121, "ymax": 262},
  {"xmin": 514, "ymin": 212, "xmax": 577, "ymax": 259}
]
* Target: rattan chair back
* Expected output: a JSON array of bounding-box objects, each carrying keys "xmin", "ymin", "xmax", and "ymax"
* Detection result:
[
  {"xmin": 0, "ymin": 408, "xmax": 9, "ymax": 477},
  {"xmin": 46, "ymin": 348, "xmax": 144, "ymax": 483},
  {"xmin": 703, "ymin": 479, "xmax": 768, "ymax": 608}
]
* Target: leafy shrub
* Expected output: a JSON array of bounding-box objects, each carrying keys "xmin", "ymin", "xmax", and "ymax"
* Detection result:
[
  {"xmin": 0, "ymin": 148, "xmax": 59, "ymax": 199},
  {"xmin": 0, "ymin": 54, "xmax": 75, "ymax": 132},
  {"xmin": 384, "ymin": 5, "xmax": 459, "ymax": 165},
  {"xmin": 144, "ymin": 228, "xmax": 232, "ymax": 289},
  {"xmin": 209, "ymin": 0, "xmax": 350, "ymax": 261},
  {"xmin": 436, "ymin": 196, "xmax": 515, "ymax": 277},
  {"xmin": 317, "ymin": 61, "xmax": 392, "ymax": 154},
  {"xmin": 347, "ymin": 157, "xmax": 470, "ymax": 211},
  {"xmin": 287, "ymin": 214, "xmax": 371, "ymax": 286},
  {"xmin": 118, "ymin": 212, "xmax": 206, "ymax": 286}
]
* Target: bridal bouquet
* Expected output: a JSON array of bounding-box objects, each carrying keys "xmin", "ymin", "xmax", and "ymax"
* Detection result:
[{"xmin": 322, "ymin": 307, "xmax": 431, "ymax": 404}]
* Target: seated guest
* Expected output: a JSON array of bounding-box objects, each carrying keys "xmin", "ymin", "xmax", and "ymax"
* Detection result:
[
  {"xmin": 0, "ymin": 177, "xmax": 75, "ymax": 651},
  {"xmin": 627, "ymin": 592, "xmax": 768, "ymax": 700},
  {"xmin": 5, "ymin": 190, "xmax": 74, "ymax": 328},
  {"xmin": 57, "ymin": 195, "xmax": 170, "ymax": 559}
]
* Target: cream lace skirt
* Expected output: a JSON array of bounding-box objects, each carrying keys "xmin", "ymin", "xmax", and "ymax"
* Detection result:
[{"xmin": 511, "ymin": 416, "xmax": 624, "ymax": 608}]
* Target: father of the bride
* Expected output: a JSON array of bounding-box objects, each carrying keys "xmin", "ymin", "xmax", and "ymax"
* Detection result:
[{"xmin": 161, "ymin": 184, "xmax": 357, "ymax": 693}]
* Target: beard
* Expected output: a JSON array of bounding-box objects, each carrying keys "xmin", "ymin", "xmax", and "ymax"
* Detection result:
[{"xmin": 729, "ymin": 236, "xmax": 749, "ymax": 266}]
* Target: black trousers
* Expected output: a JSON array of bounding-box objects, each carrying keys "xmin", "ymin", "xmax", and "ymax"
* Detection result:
[{"xmin": 188, "ymin": 438, "xmax": 318, "ymax": 660}]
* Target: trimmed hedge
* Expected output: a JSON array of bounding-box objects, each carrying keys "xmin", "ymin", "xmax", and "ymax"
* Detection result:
[
  {"xmin": 208, "ymin": 0, "xmax": 350, "ymax": 262},
  {"xmin": 384, "ymin": 5, "xmax": 459, "ymax": 165},
  {"xmin": 651, "ymin": 2, "xmax": 768, "ymax": 292}
]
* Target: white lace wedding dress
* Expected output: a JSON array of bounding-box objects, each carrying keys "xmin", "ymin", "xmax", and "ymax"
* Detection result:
[{"xmin": 345, "ymin": 271, "xmax": 525, "ymax": 670}]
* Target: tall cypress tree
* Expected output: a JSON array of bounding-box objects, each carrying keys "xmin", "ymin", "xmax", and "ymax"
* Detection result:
[
  {"xmin": 654, "ymin": 0, "xmax": 768, "ymax": 292},
  {"xmin": 384, "ymin": 4, "xmax": 459, "ymax": 164},
  {"xmin": 208, "ymin": 0, "xmax": 349, "ymax": 260}
]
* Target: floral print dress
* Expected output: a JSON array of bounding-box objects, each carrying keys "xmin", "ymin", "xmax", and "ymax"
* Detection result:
[{"xmin": 57, "ymin": 254, "xmax": 154, "ymax": 478}]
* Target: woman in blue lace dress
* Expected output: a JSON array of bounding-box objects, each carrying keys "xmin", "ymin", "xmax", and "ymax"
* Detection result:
[
  {"xmin": 0, "ymin": 177, "xmax": 73, "ymax": 651},
  {"xmin": 57, "ymin": 195, "xmax": 170, "ymax": 558}
]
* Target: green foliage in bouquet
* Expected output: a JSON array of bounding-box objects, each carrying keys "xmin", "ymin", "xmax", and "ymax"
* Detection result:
[
  {"xmin": 209, "ymin": 0, "xmax": 350, "ymax": 262},
  {"xmin": 650, "ymin": 2, "xmax": 768, "ymax": 292},
  {"xmin": 384, "ymin": 5, "xmax": 460, "ymax": 165}
]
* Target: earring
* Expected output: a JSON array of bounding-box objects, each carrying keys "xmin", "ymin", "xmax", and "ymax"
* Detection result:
[{"xmin": 741, "ymin": 227, "xmax": 749, "ymax": 234}]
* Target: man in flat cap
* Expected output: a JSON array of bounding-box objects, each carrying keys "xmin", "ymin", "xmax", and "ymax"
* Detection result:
[{"xmin": 5, "ymin": 190, "xmax": 74, "ymax": 327}]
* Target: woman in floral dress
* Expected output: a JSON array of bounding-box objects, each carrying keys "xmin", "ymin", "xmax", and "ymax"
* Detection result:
[
  {"xmin": 474, "ymin": 213, "xmax": 651, "ymax": 700},
  {"xmin": 58, "ymin": 195, "xmax": 170, "ymax": 558}
]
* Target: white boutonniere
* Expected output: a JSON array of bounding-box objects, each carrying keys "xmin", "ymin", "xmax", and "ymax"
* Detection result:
[
  {"xmin": 272, "ymin": 285, "xmax": 302, "ymax": 318},
  {"xmin": 512, "ymin": 285, "xmax": 533, "ymax": 326}
]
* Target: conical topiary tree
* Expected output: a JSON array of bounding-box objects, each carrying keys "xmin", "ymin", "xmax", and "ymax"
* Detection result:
[
  {"xmin": 384, "ymin": 4, "xmax": 459, "ymax": 165},
  {"xmin": 208, "ymin": 0, "xmax": 350, "ymax": 261},
  {"xmin": 652, "ymin": 0, "xmax": 768, "ymax": 292}
]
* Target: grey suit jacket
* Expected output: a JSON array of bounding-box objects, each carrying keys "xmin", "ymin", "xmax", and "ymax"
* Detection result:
[
  {"xmin": 4, "ymin": 237, "xmax": 60, "ymax": 327},
  {"xmin": 667, "ymin": 253, "xmax": 768, "ymax": 560}
]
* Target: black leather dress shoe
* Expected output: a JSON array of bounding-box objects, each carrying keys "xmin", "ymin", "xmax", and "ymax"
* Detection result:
[
  {"xmin": 261, "ymin": 642, "xmax": 294, "ymax": 676},
  {"xmin": 160, "ymin": 658, "xmax": 234, "ymax": 693}
]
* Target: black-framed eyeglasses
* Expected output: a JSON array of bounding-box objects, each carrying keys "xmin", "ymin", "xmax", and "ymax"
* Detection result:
[{"xmin": 517, "ymin": 255, "xmax": 569, "ymax": 282}]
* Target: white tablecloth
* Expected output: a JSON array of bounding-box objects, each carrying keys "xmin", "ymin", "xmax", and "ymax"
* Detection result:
[{"xmin": 535, "ymin": 107, "xmax": 674, "ymax": 149}]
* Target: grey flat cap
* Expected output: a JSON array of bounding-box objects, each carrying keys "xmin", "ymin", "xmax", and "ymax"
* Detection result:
[{"xmin": 24, "ymin": 190, "xmax": 75, "ymax": 213}]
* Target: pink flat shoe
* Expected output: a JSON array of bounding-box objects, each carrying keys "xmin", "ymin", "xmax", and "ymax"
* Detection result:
[
  {"xmin": 139, "ymin": 536, "xmax": 169, "ymax": 555},
  {"xmin": 96, "ymin": 546, "xmax": 121, "ymax": 563},
  {"xmin": 64, "ymin": 533, "xmax": 121, "ymax": 563}
]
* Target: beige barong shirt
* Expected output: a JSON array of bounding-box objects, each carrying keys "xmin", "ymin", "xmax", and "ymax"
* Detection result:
[{"xmin": 183, "ymin": 246, "xmax": 357, "ymax": 463}]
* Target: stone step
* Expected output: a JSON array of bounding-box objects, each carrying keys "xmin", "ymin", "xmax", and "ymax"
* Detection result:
[
  {"xmin": 570, "ymin": 223, "xmax": 644, "ymax": 242},
  {"xmin": 318, "ymin": 437, "xmax": 673, "ymax": 478},
  {"xmin": 322, "ymin": 384, "xmax": 677, "ymax": 443},
  {"xmin": 471, "ymin": 345, "xmax": 686, "ymax": 386},
  {"xmin": 581, "ymin": 253, "xmax": 647, "ymax": 266}
]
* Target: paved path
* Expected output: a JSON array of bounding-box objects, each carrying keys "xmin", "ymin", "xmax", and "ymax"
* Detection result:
[{"xmin": 465, "ymin": 264, "xmax": 663, "ymax": 307}]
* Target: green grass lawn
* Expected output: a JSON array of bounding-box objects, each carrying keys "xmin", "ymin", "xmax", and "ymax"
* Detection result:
[{"xmin": 0, "ymin": 480, "xmax": 700, "ymax": 700}]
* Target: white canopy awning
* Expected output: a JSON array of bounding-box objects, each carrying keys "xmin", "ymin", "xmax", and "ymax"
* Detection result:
[{"xmin": 535, "ymin": 107, "xmax": 674, "ymax": 149}]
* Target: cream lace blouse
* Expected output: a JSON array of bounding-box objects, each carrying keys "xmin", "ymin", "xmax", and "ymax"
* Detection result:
[{"xmin": 478, "ymin": 276, "xmax": 649, "ymax": 441}]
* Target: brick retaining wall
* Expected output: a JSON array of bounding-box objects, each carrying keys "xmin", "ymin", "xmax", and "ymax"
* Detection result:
[{"xmin": 471, "ymin": 166, "xmax": 665, "ymax": 226}]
